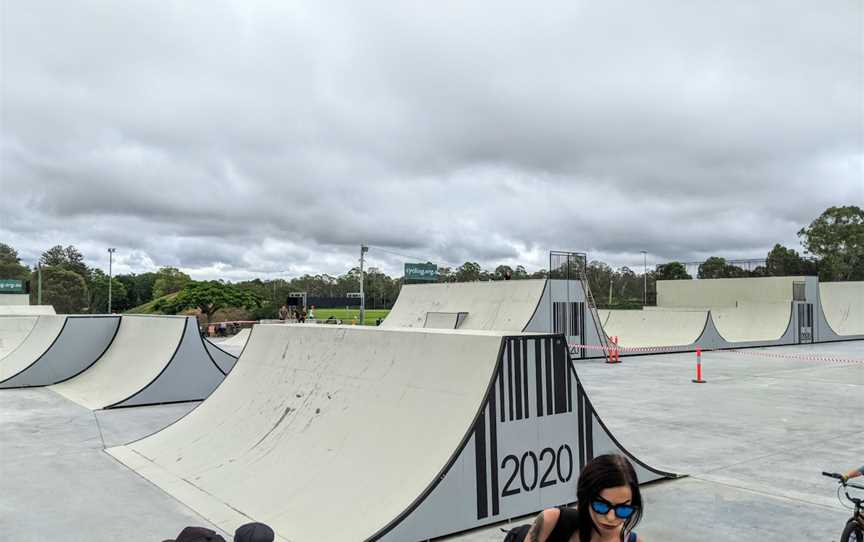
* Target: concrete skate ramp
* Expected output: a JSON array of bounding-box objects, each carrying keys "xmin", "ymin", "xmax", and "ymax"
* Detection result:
[
  {"xmin": 382, "ymin": 279, "xmax": 546, "ymax": 331},
  {"xmin": 598, "ymin": 309, "xmax": 709, "ymax": 348},
  {"xmin": 820, "ymin": 282, "xmax": 864, "ymax": 336},
  {"xmin": 0, "ymin": 316, "xmax": 38, "ymax": 360},
  {"xmin": 0, "ymin": 305, "xmax": 56, "ymax": 316},
  {"xmin": 108, "ymin": 325, "xmax": 674, "ymax": 541},
  {"xmin": 204, "ymin": 329, "xmax": 249, "ymax": 363},
  {"xmin": 220, "ymin": 328, "xmax": 251, "ymax": 349},
  {"xmin": 0, "ymin": 316, "xmax": 66, "ymax": 380},
  {"xmin": 51, "ymin": 315, "xmax": 227, "ymax": 409},
  {"xmin": 0, "ymin": 316, "xmax": 119, "ymax": 388},
  {"xmin": 711, "ymin": 302, "xmax": 792, "ymax": 342}
]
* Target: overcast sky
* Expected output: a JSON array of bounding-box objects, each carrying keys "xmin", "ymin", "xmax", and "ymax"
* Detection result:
[{"xmin": 1, "ymin": 1, "xmax": 862, "ymax": 281}]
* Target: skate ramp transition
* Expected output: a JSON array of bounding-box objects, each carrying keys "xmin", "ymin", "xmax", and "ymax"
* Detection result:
[
  {"xmin": 108, "ymin": 324, "xmax": 675, "ymax": 541},
  {"xmin": 820, "ymin": 282, "xmax": 864, "ymax": 336},
  {"xmin": 709, "ymin": 302, "xmax": 793, "ymax": 342},
  {"xmin": 598, "ymin": 309, "xmax": 709, "ymax": 348},
  {"xmin": 0, "ymin": 315, "xmax": 120, "ymax": 388},
  {"xmin": 381, "ymin": 279, "xmax": 546, "ymax": 331},
  {"xmin": 0, "ymin": 316, "xmax": 38, "ymax": 360},
  {"xmin": 51, "ymin": 315, "xmax": 233, "ymax": 409}
]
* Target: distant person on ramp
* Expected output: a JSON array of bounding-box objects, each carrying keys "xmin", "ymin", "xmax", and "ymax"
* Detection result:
[
  {"xmin": 514, "ymin": 454, "xmax": 645, "ymax": 542},
  {"xmin": 278, "ymin": 304, "xmax": 289, "ymax": 321}
]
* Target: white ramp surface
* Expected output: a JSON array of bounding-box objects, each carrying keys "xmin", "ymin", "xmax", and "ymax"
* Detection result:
[
  {"xmin": 382, "ymin": 279, "xmax": 545, "ymax": 331},
  {"xmin": 108, "ymin": 325, "xmax": 674, "ymax": 541},
  {"xmin": 109, "ymin": 325, "xmax": 504, "ymax": 540},
  {"xmin": 711, "ymin": 302, "xmax": 793, "ymax": 342},
  {"xmin": 820, "ymin": 282, "xmax": 864, "ymax": 336},
  {"xmin": 599, "ymin": 309, "xmax": 709, "ymax": 348},
  {"xmin": 51, "ymin": 315, "xmax": 225, "ymax": 409},
  {"xmin": 0, "ymin": 316, "xmax": 38, "ymax": 360},
  {"xmin": 0, "ymin": 316, "xmax": 65, "ymax": 381}
]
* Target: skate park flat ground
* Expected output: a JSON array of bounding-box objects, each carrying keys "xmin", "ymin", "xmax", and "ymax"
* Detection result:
[{"xmin": 0, "ymin": 341, "xmax": 861, "ymax": 541}]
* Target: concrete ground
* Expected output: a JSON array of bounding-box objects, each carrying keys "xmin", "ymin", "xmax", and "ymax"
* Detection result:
[{"xmin": 0, "ymin": 340, "xmax": 861, "ymax": 541}]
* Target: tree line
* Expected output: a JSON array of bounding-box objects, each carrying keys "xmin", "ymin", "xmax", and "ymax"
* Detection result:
[{"xmin": 0, "ymin": 205, "xmax": 859, "ymax": 315}]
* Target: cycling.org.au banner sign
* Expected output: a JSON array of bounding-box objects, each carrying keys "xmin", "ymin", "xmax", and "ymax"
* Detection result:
[
  {"xmin": 0, "ymin": 279, "xmax": 26, "ymax": 294},
  {"xmin": 405, "ymin": 263, "xmax": 438, "ymax": 283}
]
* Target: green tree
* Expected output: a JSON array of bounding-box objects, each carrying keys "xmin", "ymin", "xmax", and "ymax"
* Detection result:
[
  {"xmin": 494, "ymin": 265, "xmax": 514, "ymax": 280},
  {"xmin": 39, "ymin": 266, "xmax": 89, "ymax": 313},
  {"xmin": 117, "ymin": 272, "xmax": 158, "ymax": 309},
  {"xmin": 586, "ymin": 261, "xmax": 613, "ymax": 306},
  {"xmin": 765, "ymin": 244, "xmax": 817, "ymax": 276},
  {"xmin": 454, "ymin": 262, "xmax": 482, "ymax": 282},
  {"xmin": 798, "ymin": 205, "xmax": 864, "ymax": 281},
  {"xmin": 0, "ymin": 243, "xmax": 31, "ymax": 281},
  {"xmin": 698, "ymin": 257, "xmax": 730, "ymax": 279},
  {"xmin": 89, "ymin": 269, "xmax": 128, "ymax": 313},
  {"xmin": 152, "ymin": 267, "xmax": 192, "ymax": 298},
  {"xmin": 656, "ymin": 261, "xmax": 692, "ymax": 280},
  {"xmin": 40, "ymin": 245, "xmax": 89, "ymax": 278},
  {"xmin": 155, "ymin": 281, "xmax": 263, "ymax": 322}
]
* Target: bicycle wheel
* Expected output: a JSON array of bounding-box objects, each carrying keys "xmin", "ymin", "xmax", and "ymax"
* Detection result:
[{"xmin": 841, "ymin": 520, "xmax": 863, "ymax": 542}]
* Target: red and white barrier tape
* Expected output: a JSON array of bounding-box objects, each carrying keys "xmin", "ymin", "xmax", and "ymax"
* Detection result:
[{"xmin": 568, "ymin": 343, "xmax": 864, "ymax": 364}]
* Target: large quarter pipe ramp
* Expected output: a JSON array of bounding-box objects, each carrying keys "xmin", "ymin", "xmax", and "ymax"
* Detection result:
[
  {"xmin": 108, "ymin": 324, "xmax": 675, "ymax": 541},
  {"xmin": 598, "ymin": 309, "xmax": 710, "ymax": 348},
  {"xmin": 51, "ymin": 315, "xmax": 232, "ymax": 409},
  {"xmin": 0, "ymin": 315, "xmax": 120, "ymax": 388},
  {"xmin": 381, "ymin": 279, "xmax": 547, "ymax": 331}
]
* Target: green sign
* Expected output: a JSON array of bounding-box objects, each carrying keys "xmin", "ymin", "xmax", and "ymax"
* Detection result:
[
  {"xmin": 0, "ymin": 279, "xmax": 25, "ymax": 294},
  {"xmin": 405, "ymin": 263, "xmax": 438, "ymax": 283}
]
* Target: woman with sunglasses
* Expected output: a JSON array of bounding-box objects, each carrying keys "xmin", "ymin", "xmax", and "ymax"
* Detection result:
[{"xmin": 524, "ymin": 454, "xmax": 644, "ymax": 542}]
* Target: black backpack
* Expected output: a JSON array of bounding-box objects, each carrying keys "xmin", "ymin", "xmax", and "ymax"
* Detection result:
[{"xmin": 501, "ymin": 524, "xmax": 531, "ymax": 542}]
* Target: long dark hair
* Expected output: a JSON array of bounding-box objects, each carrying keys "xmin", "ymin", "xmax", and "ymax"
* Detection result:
[{"xmin": 575, "ymin": 454, "xmax": 643, "ymax": 542}]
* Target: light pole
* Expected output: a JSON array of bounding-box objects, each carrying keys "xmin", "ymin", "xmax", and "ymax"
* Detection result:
[
  {"xmin": 641, "ymin": 250, "xmax": 647, "ymax": 306},
  {"xmin": 359, "ymin": 244, "xmax": 368, "ymax": 324},
  {"xmin": 107, "ymin": 248, "xmax": 116, "ymax": 313}
]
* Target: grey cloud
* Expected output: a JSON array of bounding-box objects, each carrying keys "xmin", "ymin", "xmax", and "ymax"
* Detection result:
[{"xmin": 2, "ymin": 0, "xmax": 861, "ymax": 281}]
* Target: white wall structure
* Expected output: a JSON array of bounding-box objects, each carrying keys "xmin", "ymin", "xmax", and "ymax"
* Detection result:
[
  {"xmin": 657, "ymin": 276, "xmax": 809, "ymax": 308},
  {"xmin": 108, "ymin": 324, "xmax": 674, "ymax": 542}
]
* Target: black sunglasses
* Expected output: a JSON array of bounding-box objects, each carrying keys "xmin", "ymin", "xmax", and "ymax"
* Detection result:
[{"xmin": 590, "ymin": 497, "xmax": 636, "ymax": 519}]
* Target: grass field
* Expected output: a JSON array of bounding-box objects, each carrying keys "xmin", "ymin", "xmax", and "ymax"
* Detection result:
[{"xmin": 308, "ymin": 308, "xmax": 389, "ymax": 326}]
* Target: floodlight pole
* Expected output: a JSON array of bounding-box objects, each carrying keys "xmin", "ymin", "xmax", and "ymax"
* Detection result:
[
  {"xmin": 641, "ymin": 250, "xmax": 647, "ymax": 305},
  {"xmin": 37, "ymin": 262, "xmax": 42, "ymax": 304},
  {"xmin": 359, "ymin": 244, "xmax": 368, "ymax": 325},
  {"xmin": 107, "ymin": 248, "xmax": 116, "ymax": 313}
]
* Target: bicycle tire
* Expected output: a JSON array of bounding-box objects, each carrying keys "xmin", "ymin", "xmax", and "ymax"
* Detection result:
[{"xmin": 841, "ymin": 519, "xmax": 863, "ymax": 542}]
